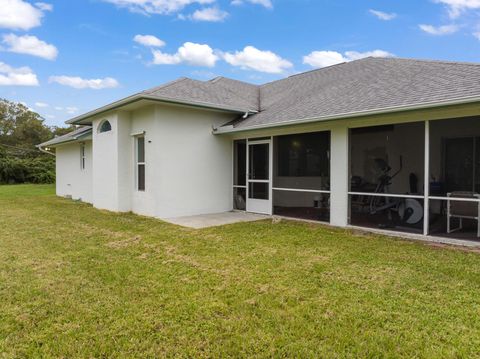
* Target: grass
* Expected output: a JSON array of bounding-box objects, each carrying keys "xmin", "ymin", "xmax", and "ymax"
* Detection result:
[{"xmin": 1, "ymin": 185, "xmax": 480, "ymax": 358}]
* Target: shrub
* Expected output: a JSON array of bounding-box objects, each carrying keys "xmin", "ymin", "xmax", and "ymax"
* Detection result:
[{"xmin": 0, "ymin": 155, "xmax": 55, "ymax": 184}]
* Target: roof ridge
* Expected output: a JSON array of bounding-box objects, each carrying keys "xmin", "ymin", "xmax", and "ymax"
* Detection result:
[
  {"xmin": 259, "ymin": 59, "xmax": 365, "ymax": 88},
  {"xmin": 142, "ymin": 77, "xmax": 189, "ymax": 94},
  {"xmin": 143, "ymin": 57, "xmax": 480, "ymax": 96},
  {"xmin": 208, "ymin": 79, "xmax": 260, "ymax": 111},
  {"xmin": 377, "ymin": 56, "xmax": 480, "ymax": 67},
  {"xmin": 260, "ymin": 56, "xmax": 480, "ymax": 89},
  {"xmin": 209, "ymin": 76, "xmax": 258, "ymax": 87}
]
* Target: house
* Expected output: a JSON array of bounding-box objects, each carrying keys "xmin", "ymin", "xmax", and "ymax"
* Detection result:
[{"xmin": 39, "ymin": 57, "xmax": 480, "ymax": 241}]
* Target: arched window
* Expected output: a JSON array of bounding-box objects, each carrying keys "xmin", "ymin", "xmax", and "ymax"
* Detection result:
[{"xmin": 98, "ymin": 120, "xmax": 112, "ymax": 133}]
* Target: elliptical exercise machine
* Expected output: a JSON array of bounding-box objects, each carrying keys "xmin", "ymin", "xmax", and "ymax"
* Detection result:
[{"xmin": 369, "ymin": 157, "xmax": 423, "ymax": 228}]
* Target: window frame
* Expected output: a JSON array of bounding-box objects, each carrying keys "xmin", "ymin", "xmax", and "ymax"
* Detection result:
[
  {"xmin": 80, "ymin": 143, "xmax": 86, "ymax": 170},
  {"xmin": 98, "ymin": 120, "xmax": 112, "ymax": 133},
  {"xmin": 135, "ymin": 135, "xmax": 146, "ymax": 192}
]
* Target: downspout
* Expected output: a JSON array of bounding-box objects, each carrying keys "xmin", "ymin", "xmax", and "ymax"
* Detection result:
[
  {"xmin": 37, "ymin": 145, "xmax": 55, "ymax": 156},
  {"xmin": 212, "ymin": 111, "xmax": 251, "ymax": 133}
]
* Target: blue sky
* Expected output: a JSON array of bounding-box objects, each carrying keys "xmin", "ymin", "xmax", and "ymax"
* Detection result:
[{"xmin": 1, "ymin": 0, "xmax": 480, "ymax": 127}]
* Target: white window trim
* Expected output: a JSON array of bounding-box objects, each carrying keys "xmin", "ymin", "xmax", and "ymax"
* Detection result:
[
  {"xmin": 274, "ymin": 187, "xmax": 331, "ymax": 194},
  {"xmin": 347, "ymin": 192, "xmax": 424, "ymax": 200},
  {"xmin": 80, "ymin": 143, "xmax": 86, "ymax": 171},
  {"xmin": 131, "ymin": 130, "xmax": 145, "ymax": 137},
  {"xmin": 135, "ymin": 135, "xmax": 145, "ymax": 192},
  {"xmin": 98, "ymin": 119, "xmax": 112, "ymax": 134}
]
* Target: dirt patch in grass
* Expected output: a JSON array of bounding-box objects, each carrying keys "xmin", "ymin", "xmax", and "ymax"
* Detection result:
[{"xmin": 106, "ymin": 236, "xmax": 142, "ymax": 248}]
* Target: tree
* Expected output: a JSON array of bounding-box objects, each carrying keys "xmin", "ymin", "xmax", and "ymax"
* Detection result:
[
  {"xmin": 51, "ymin": 125, "xmax": 76, "ymax": 137},
  {"xmin": 0, "ymin": 98, "xmax": 70, "ymax": 183},
  {"xmin": 0, "ymin": 99, "xmax": 54, "ymax": 154}
]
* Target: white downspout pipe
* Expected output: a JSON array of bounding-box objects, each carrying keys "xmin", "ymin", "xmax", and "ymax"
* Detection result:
[{"xmin": 37, "ymin": 146, "xmax": 55, "ymax": 156}]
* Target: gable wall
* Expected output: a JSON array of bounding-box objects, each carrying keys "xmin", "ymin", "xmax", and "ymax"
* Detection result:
[{"xmin": 56, "ymin": 141, "xmax": 93, "ymax": 203}]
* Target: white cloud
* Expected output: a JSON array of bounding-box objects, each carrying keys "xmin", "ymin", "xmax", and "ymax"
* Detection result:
[
  {"xmin": 49, "ymin": 76, "xmax": 119, "ymax": 89},
  {"xmin": 189, "ymin": 7, "xmax": 228, "ymax": 21},
  {"xmin": 2, "ymin": 34, "xmax": 58, "ymax": 60},
  {"xmin": 303, "ymin": 51, "xmax": 346, "ymax": 68},
  {"xmin": 369, "ymin": 9, "xmax": 396, "ymax": 20},
  {"xmin": 133, "ymin": 34, "xmax": 165, "ymax": 47},
  {"xmin": 102, "ymin": 0, "xmax": 215, "ymax": 15},
  {"xmin": 35, "ymin": 2, "xmax": 52, "ymax": 11},
  {"xmin": 0, "ymin": 62, "xmax": 39, "ymax": 86},
  {"xmin": 152, "ymin": 51, "xmax": 179, "ymax": 65},
  {"xmin": 419, "ymin": 24, "xmax": 459, "ymax": 35},
  {"xmin": 0, "ymin": 0, "xmax": 50, "ymax": 30},
  {"xmin": 35, "ymin": 101, "xmax": 48, "ymax": 107},
  {"xmin": 223, "ymin": 46, "xmax": 292, "ymax": 73},
  {"xmin": 474, "ymin": 31, "xmax": 480, "ymax": 39},
  {"xmin": 344, "ymin": 50, "xmax": 395, "ymax": 61},
  {"xmin": 66, "ymin": 106, "xmax": 78, "ymax": 114},
  {"xmin": 231, "ymin": 0, "xmax": 272, "ymax": 9},
  {"xmin": 54, "ymin": 106, "xmax": 63, "ymax": 110},
  {"xmin": 303, "ymin": 49, "xmax": 394, "ymax": 68},
  {"xmin": 152, "ymin": 42, "xmax": 218, "ymax": 67},
  {"xmin": 435, "ymin": 0, "xmax": 480, "ymax": 18}
]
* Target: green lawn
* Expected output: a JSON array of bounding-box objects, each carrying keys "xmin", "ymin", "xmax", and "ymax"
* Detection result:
[{"xmin": 1, "ymin": 185, "xmax": 480, "ymax": 358}]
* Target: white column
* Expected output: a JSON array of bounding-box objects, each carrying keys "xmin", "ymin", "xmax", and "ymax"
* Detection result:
[
  {"xmin": 92, "ymin": 115, "xmax": 120, "ymax": 211},
  {"xmin": 116, "ymin": 111, "xmax": 132, "ymax": 212},
  {"xmin": 330, "ymin": 125, "xmax": 349, "ymax": 227},
  {"xmin": 423, "ymin": 120, "xmax": 430, "ymax": 235}
]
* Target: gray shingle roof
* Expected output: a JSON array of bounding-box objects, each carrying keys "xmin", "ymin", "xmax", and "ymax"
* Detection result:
[
  {"xmin": 227, "ymin": 57, "xmax": 480, "ymax": 129},
  {"xmin": 38, "ymin": 126, "xmax": 92, "ymax": 148},
  {"xmin": 142, "ymin": 76, "xmax": 259, "ymax": 112},
  {"xmin": 65, "ymin": 57, "xmax": 480, "ymax": 130}
]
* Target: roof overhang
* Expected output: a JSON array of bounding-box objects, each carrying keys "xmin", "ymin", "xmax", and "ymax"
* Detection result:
[
  {"xmin": 213, "ymin": 95, "xmax": 480, "ymax": 135},
  {"xmin": 66, "ymin": 94, "xmax": 258, "ymax": 125},
  {"xmin": 37, "ymin": 128, "xmax": 92, "ymax": 150}
]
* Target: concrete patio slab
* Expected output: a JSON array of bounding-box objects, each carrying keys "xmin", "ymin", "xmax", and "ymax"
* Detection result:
[{"xmin": 164, "ymin": 211, "xmax": 270, "ymax": 229}]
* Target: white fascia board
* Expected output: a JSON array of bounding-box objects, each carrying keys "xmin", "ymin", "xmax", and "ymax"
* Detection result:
[
  {"xmin": 37, "ymin": 132, "xmax": 92, "ymax": 149},
  {"xmin": 213, "ymin": 95, "xmax": 480, "ymax": 135},
  {"xmin": 66, "ymin": 94, "xmax": 257, "ymax": 125}
]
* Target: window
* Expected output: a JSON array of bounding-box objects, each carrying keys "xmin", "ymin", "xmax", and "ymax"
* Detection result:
[
  {"xmin": 349, "ymin": 122, "xmax": 425, "ymax": 235},
  {"xmin": 273, "ymin": 131, "xmax": 331, "ymax": 222},
  {"xmin": 136, "ymin": 136, "xmax": 145, "ymax": 191},
  {"xmin": 428, "ymin": 117, "xmax": 480, "ymax": 240},
  {"xmin": 233, "ymin": 140, "xmax": 246, "ymax": 187},
  {"xmin": 80, "ymin": 143, "xmax": 86, "ymax": 170},
  {"xmin": 443, "ymin": 136, "xmax": 479, "ymax": 193},
  {"xmin": 233, "ymin": 140, "xmax": 247, "ymax": 210},
  {"xmin": 277, "ymin": 132, "xmax": 330, "ymax": 178},
  {"xmin": 98, "ymin": 120, "xmax": 112, "ymax": 133}
]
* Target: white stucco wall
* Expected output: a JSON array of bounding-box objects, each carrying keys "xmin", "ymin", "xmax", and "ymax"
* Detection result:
[
  {"xmin": 130, "ymin": 106, "xmax": 155, "ymax": 217},
  {"xmin": 55, "ymin": 141, "xmax": 93, "ymax": 203},
  {"xmin": 92, "ymin": 114, "xmax": 122, "ymax": 211},
  {"xmin": 135, "ymin": 105, "xmax": 233, "ymax": 218},
  {"xmin": 88, "ymin": 104, "xmax": 234, "ymax": 218}
]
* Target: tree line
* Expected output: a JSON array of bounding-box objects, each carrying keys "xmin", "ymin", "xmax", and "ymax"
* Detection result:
[{"xmin": 0, "ymin": 99, "xmax": 72, "ymax": 184}]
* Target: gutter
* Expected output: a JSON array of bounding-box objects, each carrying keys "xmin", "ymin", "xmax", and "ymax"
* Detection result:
[
  {"xmin": 37, "ymin": 129, "xmax": 92, "ymax": 150},
  {"xmin": 66, "ymin": 94, "xmax": 258, "ymax": 125},
  {"xmin": 213, "ymin": 95, "xmax": 480, "ymax": 134}
]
